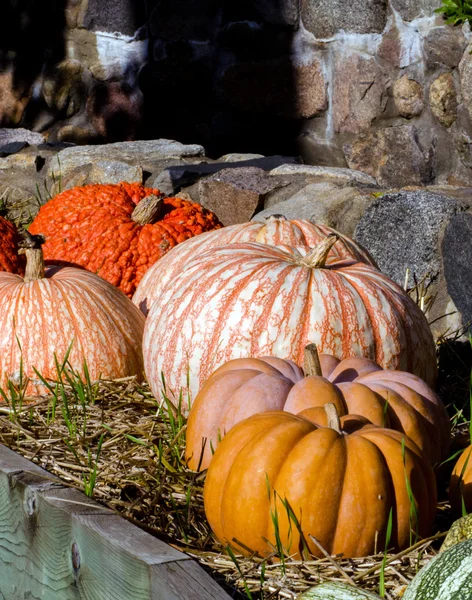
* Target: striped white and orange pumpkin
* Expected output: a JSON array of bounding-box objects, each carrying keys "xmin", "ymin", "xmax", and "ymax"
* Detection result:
[
  {"xmin": 0, "ymin": 235, "xmax": 145, "ymax": 396},
  {"xmin": 143, "ymin": 237, "xmax": 437, "ymax": 410},
  {"xmin": 132, "ymin": 216, "xmax": 376, "ymax": 315}
]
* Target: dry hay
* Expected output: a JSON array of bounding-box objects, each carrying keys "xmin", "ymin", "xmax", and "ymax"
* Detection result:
[{"xmin": 0, "ymin": 369, "xmax": 463, "ymax": 600}]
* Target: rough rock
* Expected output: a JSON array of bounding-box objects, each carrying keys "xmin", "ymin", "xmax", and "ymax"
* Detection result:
[
  {"xmin": 86, "ymin": 81, "xmax": 143, "ymax": 141},
  {"xmin": 0, "ymin": 71, "xmax": 30, "ymax": 126},
  {"xmin": 423, "ymin": 26, "xmax": 467, "ymax": 69},
  {"xmin": 393, "ymin": 75, "xmax": 424, "ymax": 118},
  {"xmin": 42, "ymin": 60, "xmax": 84, "ymax": 118},
  {"xmin": 198, "ymin": 167, "xmax": 290, "ymax": 225},
  {"xmin": 459, "ymin": 43, "xmax": 472, "ymax": 122},
  {"xmin": 254, "ymin": 183, "xmax": 375, "ymax": 237},
  {"xmin": 221, "ymin": 55, "xmax": 327, "ymax": 119},
  {"xmin": 82, "ymin": 0, "xmax": 146, "ymax": 36},
  {"xmin": 390, "ymin": 0, "xmax": 441, "ymax": 21},
  {"xmin": 0, "ymin": 129, "xmax": 45, "ymax": 147},
  {"xmin": 48, "ymin": 140, "xmax": 206, "ymax": 179},
  {"xmin": 443, "ymin": 212, "xmax": 472, "ymax": 334},
  {"xmin": 354, "ymin": 191, "xmax": 470, "ymax": 339},
  {"xmin": 430, "ymin": 73, "xmax": 458, "ymax": 128},
  {"xmin": 152, "ymin": 156, "xmax": 299, "ymax": 195},
  {"xmin": 344, "ymin": 126, "xmax": 431, "ymax": 187},
  {"xmin": 301, "ymin": 0, "xmax": 388, "ymax": 38},
  {"xmin": 332, "ymin": 53, "xmax": 389, "ymax": 134},
  {"xmin": 269, "ymin": 164, "xmax": 377, "ymax": 186}
]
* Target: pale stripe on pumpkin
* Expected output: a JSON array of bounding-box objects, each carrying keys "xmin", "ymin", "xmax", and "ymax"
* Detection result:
[{"xmin": 143, "ymin": 243, "xmax": 436, "ymax": 408}]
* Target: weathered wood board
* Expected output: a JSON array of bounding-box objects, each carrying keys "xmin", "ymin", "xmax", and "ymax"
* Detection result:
[{"xmin": 0, "ymin": 444, "xmax": 231, "ymax": 599}]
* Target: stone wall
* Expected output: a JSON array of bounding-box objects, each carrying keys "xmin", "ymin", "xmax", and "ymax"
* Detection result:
[{"xmin": 3, "ymin": 0, "xmax": 472, "ymax": 185}]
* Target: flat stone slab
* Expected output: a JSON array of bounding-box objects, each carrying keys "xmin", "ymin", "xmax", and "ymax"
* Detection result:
[
  {"xmin": 269, "ymin": 164, "xmax": 377, "ymax": 186},
  {"xmin": 49, "ymin": 140, "xmax": 206, "ymax": 178}
]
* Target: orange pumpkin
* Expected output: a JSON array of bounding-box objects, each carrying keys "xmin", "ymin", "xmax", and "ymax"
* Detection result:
[
  {"xmin": 186, "ymin": 346, "xmax": 449, "ymax": 470},
  {"xmin": 0, "ymin": 216, "xmax": 24, "ymax": 274},
  {"xmin": 29, "ymin": 182, "xmax": 222, "ymax": 298},
  {"xmin": 204, "ymin": 406, "xmax": 437, "ymax": 559},
  {"xmin": 449, "ymin": 445, "xmax": 472, "ymax": 515},
  {"xmin": 143, "ymin": 237, "xmax": 437, "ymax": 409},
  {"xmin": 0, "ymin": 232, "xmax": 145, "ymax": 396}
]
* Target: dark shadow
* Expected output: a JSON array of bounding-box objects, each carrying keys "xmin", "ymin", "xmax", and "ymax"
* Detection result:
[
  {"xmin": 137, "ymin": 0, "xmax": 299, "ymax": 158},
  {"xmin": 0, "ymin": 0, "xmax": 66, "ymax": 126}
]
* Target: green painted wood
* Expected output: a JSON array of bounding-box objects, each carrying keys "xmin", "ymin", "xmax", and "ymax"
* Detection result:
[{"xmin": 0, "ymin": 444, "xmax": 230, "ymax": 600}]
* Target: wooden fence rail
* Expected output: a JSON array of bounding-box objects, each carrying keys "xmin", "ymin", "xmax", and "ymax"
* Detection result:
[{"xmin": 0, "ymin": 444, "xmax": 231, "ymax": 600}]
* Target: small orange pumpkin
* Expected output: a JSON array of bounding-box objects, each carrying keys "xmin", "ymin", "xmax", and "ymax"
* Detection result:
[
  {"xmin": 449, "ymin": 445, "xmax": 472, "ymax": 515},
  {"xmin": 204, "ymin": 405, "xmax": 437, "ymax": 559},
  {"xmin": 186, "ymin": 345, "xmax": 450, "ymax": 470}
]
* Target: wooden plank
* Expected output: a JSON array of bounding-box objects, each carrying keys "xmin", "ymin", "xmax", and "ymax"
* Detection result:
[{"xmin": 0, "ymin": 444, "xmax": 231, "ymax": 600}]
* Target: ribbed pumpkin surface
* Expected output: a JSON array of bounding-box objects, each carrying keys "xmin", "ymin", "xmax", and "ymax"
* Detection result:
[
  {"xmin": 29, "ymin": 182, "xmax": 222, "ymax": 297},
  {"xmin": 0, "ymin": 216, "xmax": 24, "ymax": 274},
  {"xmin": 133, "ymin": 216, "xmax": 376, "ymax": 314},
  {"xmin": 186, "ymin": 354, "xmax": 450, "ymax": 471},
  {"xmin": 143, "ymin": 242, "xmax": 437, "ymax": 407},
  {"xmin": 450, "ymin": 446, "xmax": 472, "ymax": 515},
  {"xmin": 0, "ymin": 265, "xmax": 145, "ymax": 395},
  {"xmin": 403, "ymin": 540, "xmax": 472, "ymax": 599},
  {"xmin": 204, "ymin": 411, "xmax": 436, "ymax": 559}
]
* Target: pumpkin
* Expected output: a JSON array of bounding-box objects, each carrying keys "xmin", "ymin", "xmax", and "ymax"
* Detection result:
[
  {"xmin": 143, "ymin": 236, "xmax": 437, "ymax": 410},
  {"xmin": 204, "ymin": 405, "xmax": 436, "ymax": 559},
  {"xmin": 186, "ymin": 345, "xmax": 449, "ymax": 470},
  {"xmin": 450, "ymin": 446, "xmax": 472, "ymax": 515},
  {"xmin": 133, "ymin": 215, "xmax": 376, "ymax": 315},
  {"xmin": 402, "ymin": 540, "xmax": 472, "ymax": 600},
  {"xmin": 442, "ymin": 515, "xmax": 472, "ymax": 552},
  {"xmin": 0, "ymin": 216, "xmax": 24, "ymax": 274},
  {"xmin": 0, "ymin": 232, "xmax": 145, "ymax": 396},
  {"xmin": 29, "ymin": 182, "xmax": 223, "ymax": 298},
  {"xmin": 296, "ymin": 582, "xmax": 381, "ymax": 599}
]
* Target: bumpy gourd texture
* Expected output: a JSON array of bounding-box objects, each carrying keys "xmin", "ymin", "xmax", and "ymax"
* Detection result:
[
  {"xmin": 29, "ymin": 182, "xmax": 223, "ymax": 297},
  {"xmin": 0, "ymin": 216, "xmax": 23, "ymax": 274}
]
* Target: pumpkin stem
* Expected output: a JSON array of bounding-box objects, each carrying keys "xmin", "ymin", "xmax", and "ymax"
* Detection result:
[
  {"xmin": 131, "ymin": 193, "xmax": 165, "ymax": 225},
  {"xmin": 18, "ymin": 230, "xmax": 46, "ymax": 282},
  {"xmin": 304, "ymin": 343, "xmax": 322, "ymax": 377},
  {"xmin": 325, "ymin": 402, "xmax": 342, "ymax": 435},
  {"xmin": 301, "ymin": 234, "xmax": 339, "ymax": 268}
]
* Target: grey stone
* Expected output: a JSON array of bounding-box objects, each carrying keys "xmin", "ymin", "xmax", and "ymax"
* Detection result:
[
  {"xmin": 48, "ymin": 140, "xmax": 206, "ymax": 179},
  {"xmin": 152, "ymin": 156, "xmax": 299, "ymax": 195},
  {"xmin": 218, "ymin": 153, "xmax": 265, "ymax": 162},
  {"xmin": 198, "ymin": 167, "xmax": 290, "ymax": 225},
  {"xmin": 89, "ymin": 161, "xmax": 143, "ymax": 184},
  {"xmin": 354, "ymin": 191, "xmax": 470, "ymax": 338},
  {"xmin": 332, "ymin": 52, "xmax": 389, "ymax": 134},
  {"xmin": 0, "ymin": 142, "xmax": 28, "ymax": 157},
  {"xmin": 301, "ymin": 0, "xmax": 388, "ymax": 38},
  {"xmin": 254, "ymin": 183, "xmax": 375, "ymax": 237},
  {"xmin": 393, "ymin": 75, "xmax": 424, "ymax": 118},
  {"xmin": 82, "ymin": 0, "xmax": 146, "ymax": 35},
  {"xmin": 443, "ymin": 212, "xmax": 472, "ymax": 333},
  {"xmin": 459, "ymin": 44, "xmax": 472, "ymax": 122},
  {"xmin": 429, "ymin": 73, "xmax": 458, "ymax": 128},
  {"xmin": 269, "ymin": 164, "xmax": 377, "ymax": 186},
  {"xmin": 424, "ymin": 26, "xmax": 467, "ymax": 69},
  {"xmin": 344, "ymin": 126, "xmax": 431, "ymax": 187},
  {"xmin": 0, "ymin": 129, "xmax": 45, "ymax": 147},
  {"xmin": 390, "ymin": 0, "xmax": 446, "ymax": 21}
]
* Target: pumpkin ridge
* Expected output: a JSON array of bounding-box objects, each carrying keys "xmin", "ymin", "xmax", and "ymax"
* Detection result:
[{"xmin": 250, "ymin": 262, "xmax": 308, "ymax": 359}]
